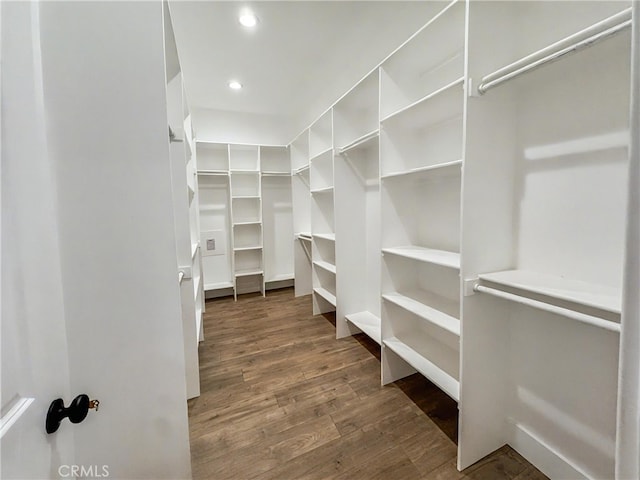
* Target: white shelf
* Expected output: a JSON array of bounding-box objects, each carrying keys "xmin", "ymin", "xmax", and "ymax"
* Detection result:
[
  {"xmin": 478, "ymin": 270, "xmax": 622, "ymax": 314},
  {"xmin": 296, "ymin": 232, "xmax": 312, "ymax": 242},
  {"xmin": 311, "ymin": 186, "xmax": 334, "ymax": 194},
  {"xmin": 309, "ymin": 147, "xmax": 333, "ymax": 162},
  {"xmin": 204, "ymin": 281, "xmax": 234, "ymax": 291},
  {"xmin": 197, "ymin": 170, "xmax": 228, "ymax": 176},
  {"xmin": 313, "ymin": 233, "xmax": 335, "ymax": 242},
  {"xmin": 384, "ymin": 337, "xmax": 459, "ymax": 401},
  {"xmin": 313, "ymin": 260, "xmax": 337, "ymax": 275},
  {"xmin": 234, "ymin": 246, "xmax": 263, "ymax": 252},
  {"xmin": 338, "ymin": 129, "xmax": 380, "ymax": 154},
  {"xmin": 381, "ymin": 76, "xmax": 465, "ymax": 124},
  {"xmin": 346, "ymin": 311, "xmax": 381, "ymax": 345},
  {"xmin": 235, "ymin": 268, "xmax": 264, "ymax": 278},
  {"xmin": 313, "ymin": 287, "xmax": 337, "ymax": 306},
  {"xmin": 293, "ymin": 165, "xmax": 310, "ymax": 175},
  {"xmin": 232, "ymin": 195, "xmax": 260, "ymax": 199},
  {"xmin": 382, "ymin": 291, "xmax": 460, "ymax": 336},
  {"xmin": 382, "ymin": 246, "xmax": 460, "ymax": 270},
  {"xmin": 234, "ymin": 221, "xmax": 261, "ymax": 226},
  {"xmin": 230, "ymin": 169, "xmax": 260, "ymax": 174},
  {"xmin": 261, "ymin": 171, "xmax": 290, "ymax": 176},
  {"xmin": 266, "ymin": 273, "xmax": 295, "ymax": 282},
  {"xmin": 381, "ymin": 159, "xmax": 463, "ymax": 180}
]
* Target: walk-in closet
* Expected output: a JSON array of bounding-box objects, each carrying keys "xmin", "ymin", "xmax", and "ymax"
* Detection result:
[{"xmin": 2, "ymin": 1, "xmax": 638, "ymax": 479}]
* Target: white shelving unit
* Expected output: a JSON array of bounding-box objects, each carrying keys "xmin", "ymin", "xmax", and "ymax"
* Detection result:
[
  {"xmin": 291, "ymin": 132, "xmax": 312, "ymax": 298},
  {"xmin": 197, "ymin": 142, "xmax": 293, "ymax": 300},
  {"xmin": 309, "ymin": 111, "xmax": 336, "ymax": 315},
  {"xmin": 197, "ymin": 143, "xmax": 234, "ymax": 295},
  {"xmin": 282, "ymin": 1, "xmax": 636, "ymax": 478},
  {"xmin": 164, "ymin": 29, "xmax": 201, "ymax": 400},
  {"xmin": 379, "ymin": 40, "xmax": 465, "ymax": 395},
  {"xmin": 261, "ymin": 146, "xmax": 294, "ymax": 288},
  {"xmin": 335, "ymin": 70, "xmax": 381, "ymax": 344},
  {"xmin": 460, "ymin": 2, "xmax": 632, "ymax": 478},
  {"xmin": 229, "ymin": 145, "xmax": 264, "ymax": 298}
]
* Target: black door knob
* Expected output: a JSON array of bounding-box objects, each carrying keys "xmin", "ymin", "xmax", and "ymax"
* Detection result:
[{"xmin": 46, "ymin": 394, "xmax": 98, "ymax": 434}]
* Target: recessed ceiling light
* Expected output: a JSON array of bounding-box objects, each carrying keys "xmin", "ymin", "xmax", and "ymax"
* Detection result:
[
  {"xmin": 229, "ymin": 80, "xmax": 243, "ymax": 90},
  {"xmin": 238, "ymin": 10, "xmax": 258, "ymax": 28}
]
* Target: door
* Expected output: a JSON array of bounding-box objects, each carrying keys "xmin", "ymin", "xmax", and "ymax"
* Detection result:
[
  {"xmin": 2, "ymin": 2, "xmax": 193, "ymax": 478},
  {"xmin": 1, "ymin": 3, "xmax": 74, "ymax": 478}
]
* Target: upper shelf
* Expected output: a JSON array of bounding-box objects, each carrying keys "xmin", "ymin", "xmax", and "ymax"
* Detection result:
[
  {"xmin": 382, "ymin": 246, "xmax": 460, "ymax": 270},
  {"xmin": 382, "ymin": 159, "xmax": 462, "ymax": 181},
  {"xmin": 477, "ymin": 269, "xmax": 621, "ymax": 315}
]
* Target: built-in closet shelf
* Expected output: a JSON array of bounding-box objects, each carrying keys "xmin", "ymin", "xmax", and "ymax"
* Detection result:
[
  {"xmin": 293, "ymin": 165, "xmax": 310, "ymax": 175},
  {"xmin": 313, "ymin": 260, "xmax": 337, "ymax": 275},
  {"xmin": 309, "ymin": 147, "xmax": 333, "ymax": 162},
  {"xmin": 345, "ymin": 312, "xmax": 381, "ymax": 345},
  {"xmin": 204, "ymin": 281, "xmax": 234, "ymax": 290},
  {"xmin": 266, "ymin": 273, "xmax": 295, "ymax": 282},
  {"xmin": 381, "ymin": 159, "xmax": 463, "ymax": 181},
  {"xmin": 338, "ymin": 129, "xmax": 380, "ymax": 154},
  {"xmin": 230, "ymin": 170, "xmax": 260, "ymax": 174},
  {"xmin": 313, "ymin": 287, "xmax": 337, "ymax": 307},
  {"xmin": 380, "ymin": 76, "xmax": 465, "ymax": 124},
  {"xmin": 198, "ymin": 170, "xmax": 228, "ymax": 176},
  {"xmin": 296, "ymin": 232, "xmax": 312, "ymax": 242},
  {"xmin": 311, "ymin": 186, "xmax": 334, "ymax": 195},
  {"xmin": 313, "ymin": 233, "xmax": 336, "ymax": 242},
  {"xmin": 384, "ymin": 337, "xmax": 459, "ymax": 401},
  {"xmin": 234, "ymin": 246, "xmax": 263, "ymax": 252},
  {"xmin": 234, "ymin": 221, "xmax": 262, "ymax": 226},
  {"xmin": 232, "ymin": 195, "xmax": 261, "ymax": 199},
  {"xmin": 477, "ymin": 270, "xmax": 622, "ymax": 315},
  {"xmin": 382, "ymin": 291, "xmax": 460, "ymax": 336},
  {"xmin": 261, "ymin": 171, "xmax": 290, "ymax": 177},
  {"xmin": 235, "ymin": 268, "xmax": 264, "ymax": 278},
  {"xmin": 382, "ymin": 246, "xmax": 460, "ymax": 269}
]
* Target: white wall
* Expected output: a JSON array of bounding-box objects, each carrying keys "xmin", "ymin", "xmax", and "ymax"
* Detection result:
[
  {"xmin": 38, "ymin": 2, "xmax": 191, "ymax": 478},
  {"xmin": 192, "ymin": 107, "xmax": 294, "ymax": 145}
]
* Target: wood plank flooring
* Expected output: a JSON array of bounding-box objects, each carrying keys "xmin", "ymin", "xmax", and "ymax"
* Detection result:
[{"xmin": 188, "ymin": 288, "xmax": 548, "ymax": 480}]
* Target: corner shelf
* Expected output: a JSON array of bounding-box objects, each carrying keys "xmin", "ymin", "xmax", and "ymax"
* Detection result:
[
  {"xmin": 382, "ymin": 246, "xmax": 460, "ymax": 270},
  {"xmin": 345, "ymin": 311, "xmax": 381, "ymax": 345}
]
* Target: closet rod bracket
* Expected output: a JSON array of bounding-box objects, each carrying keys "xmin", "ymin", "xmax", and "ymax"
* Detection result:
[{"xmin": 463, "ymin": 278, "xmax": 479, "ymax": 296}]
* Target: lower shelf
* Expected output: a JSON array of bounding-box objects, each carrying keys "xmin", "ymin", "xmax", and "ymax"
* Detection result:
[
  {"xmin": 266, "ymin": 273, "xmax": 295, "ymax": 282},
  {"xmin": 235, "ymin": 269, "xmax": 264, "ymax": 278},
  {"xmin": 204, "ymin": 281, "xmax": 234, "ymax": 291},
  {"xmin": 384, "ymin": 337, "xmax": 459, "ymax": 401},
  {"xmin": 346, "ymin": 311, "xmax": 381, "ymax": 345},
  {"xmin": 313, "ymin": 287, "xmax": 337, "ymax": 307},
  {"xmin": 382, "ymin": 291, "xmax": 460, "ymax": 336}
]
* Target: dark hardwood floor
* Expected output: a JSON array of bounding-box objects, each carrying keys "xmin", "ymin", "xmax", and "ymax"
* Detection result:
[{"xmin": 188, "ymin": 288, "xmax": 547, "ymax": 480}]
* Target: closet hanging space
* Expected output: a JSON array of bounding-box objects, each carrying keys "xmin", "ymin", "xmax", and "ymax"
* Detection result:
[{"xmin": 460, "ymin": 2, "xmax": 632, "ymax": 478}]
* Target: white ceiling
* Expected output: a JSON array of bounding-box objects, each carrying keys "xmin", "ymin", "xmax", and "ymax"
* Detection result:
[{"xmin": 169, "ymin": 1, "xmax": 441, "ymax": 140}]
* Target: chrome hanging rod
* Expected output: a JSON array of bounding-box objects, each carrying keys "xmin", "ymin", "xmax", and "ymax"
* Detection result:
[{"xmin": 477, "ymin": 8, "xmax": 632, "ymax": 95}]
